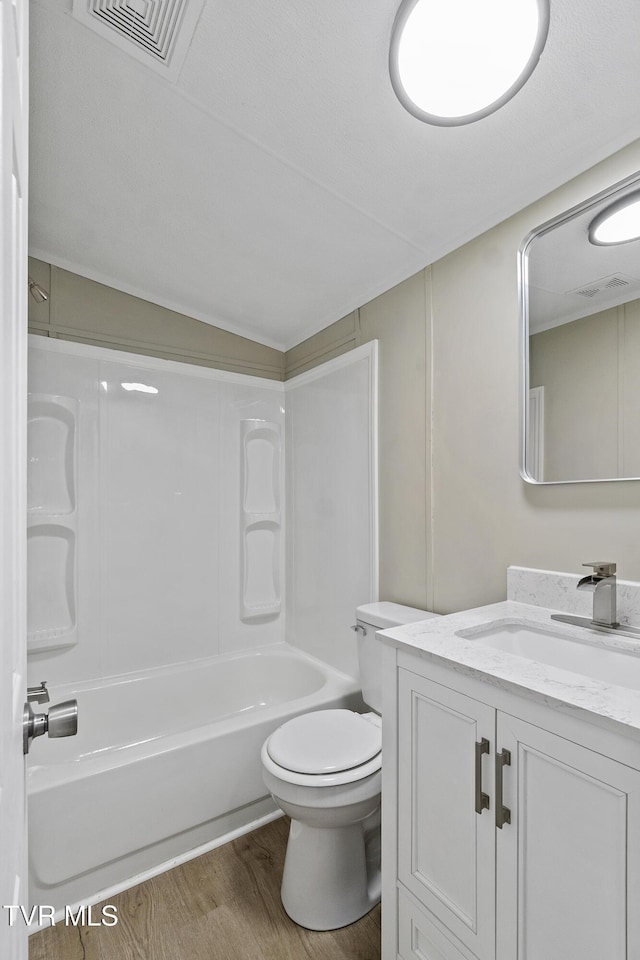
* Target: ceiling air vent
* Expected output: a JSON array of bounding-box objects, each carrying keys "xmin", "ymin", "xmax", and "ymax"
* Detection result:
[
  {"xmin": 72, "ymin": 0, "xmax": 204, "ymax": 80},
  {"xmin": 566, "ymin": 273, "xmax": 640, "ymax": 300}
]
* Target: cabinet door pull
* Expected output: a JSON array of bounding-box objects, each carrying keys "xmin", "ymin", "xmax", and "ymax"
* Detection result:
[
  {"xmin": 495, "ymin": 748, "xmax": 511, "ymax": 829},
  {"xmin": 475, "ymin": 737, "xmax": 490, "ymax": 814}
]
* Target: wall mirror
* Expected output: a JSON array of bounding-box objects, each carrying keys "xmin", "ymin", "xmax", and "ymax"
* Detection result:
[{"xmin": 520, "ymin": 171, "xmax": 640, "ymax": 483}]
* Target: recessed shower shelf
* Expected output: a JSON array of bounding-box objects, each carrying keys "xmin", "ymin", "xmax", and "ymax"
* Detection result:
[
  {"xmin": 240, "ymin": 419, "xmax": 282, "ymax": 624},
  {"xmin": 244, "ymin": 513, "xmax": 281, "ymax": 527},
  {"xmin": 27, "ymin": 627, "xmax": 77, "ymax": 653},
  {"xmin": 27, "ymin": 393, "xmax": 79, "ymax": 653},
  {"xmin": 27, "ymin": 511, "xmax": 76, "ymax": 522},
  {"xmin": 241, "ymin": 599, "xmax": 282, "ymax": 621},
  {"xmin": 28, "ymin": 395, "xmax": 77, "ymax": 516},
  {"xmin": 242, "ymin": 420, "xmax": 280, "ymax": 516},
  {"xmin": 27, "ymin": 524, "xmax": 78, "ymax": 652}
]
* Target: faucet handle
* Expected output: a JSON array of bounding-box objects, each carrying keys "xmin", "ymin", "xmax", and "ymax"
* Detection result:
[{"xmin": 582, "ymin": 562, "xmax": 616, "ymax": 578}]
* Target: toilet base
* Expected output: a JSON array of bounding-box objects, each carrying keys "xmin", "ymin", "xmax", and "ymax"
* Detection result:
[{"xmin": 281, "ymin": 817, "xmax": 380, "ymax": 931}]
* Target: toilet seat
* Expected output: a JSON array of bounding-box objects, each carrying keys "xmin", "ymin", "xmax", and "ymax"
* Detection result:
[
  {"xmin": 267, "ymin": 709, "xmax": 381, "ymax": 774},
  {"xmin": 262, "ymin": 709, "xmax": 382, "ymax": 787}
]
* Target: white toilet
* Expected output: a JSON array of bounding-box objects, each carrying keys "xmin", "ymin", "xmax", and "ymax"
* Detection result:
[{"xmin": 261, "ymin": 601, "xmax": 438, "ymax": 931}]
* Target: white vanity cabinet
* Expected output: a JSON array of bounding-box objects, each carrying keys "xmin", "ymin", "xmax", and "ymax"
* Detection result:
[
  {"xmin": 384, "ymin": 650, "xmax": 640, "ymax": 960},
  {"xmin": 396, "ymin": 669, "xmax": 496, "ymax": 960}
]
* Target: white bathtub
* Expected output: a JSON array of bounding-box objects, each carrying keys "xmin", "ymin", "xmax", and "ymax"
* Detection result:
[{"xmin": 28, "ymin": 644, "xmax": 362, "ymax": 916}]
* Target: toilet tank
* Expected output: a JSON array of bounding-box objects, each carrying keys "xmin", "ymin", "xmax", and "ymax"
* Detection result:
[{"xmin": 356, "ymin": 602, "xmax": 439, "ymax": 712}]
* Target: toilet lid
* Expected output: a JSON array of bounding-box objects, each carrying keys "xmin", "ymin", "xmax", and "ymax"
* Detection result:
[{"xmin": 266, "ymin": 709, "xmax": 381, "ymax": 775}]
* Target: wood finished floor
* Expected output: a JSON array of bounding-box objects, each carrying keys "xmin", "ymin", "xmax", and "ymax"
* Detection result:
[{"xmin": 29, "ymin": 817, "xmax": 381, "ymax": 960}]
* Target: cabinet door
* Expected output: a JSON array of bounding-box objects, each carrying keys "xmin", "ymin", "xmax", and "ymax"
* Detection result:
[
  {"xmin": 496, "ymin": 713, "xmax": 640, "ymax": 960},
  {"xmin": 398, "ymin": 669, "xmax": 496, "ymax": 960}
]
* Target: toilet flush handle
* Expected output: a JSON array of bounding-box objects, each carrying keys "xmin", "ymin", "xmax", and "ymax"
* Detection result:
[{"xmin": 351, "ymin": 624, "xmax": 366, "ymax": 636}]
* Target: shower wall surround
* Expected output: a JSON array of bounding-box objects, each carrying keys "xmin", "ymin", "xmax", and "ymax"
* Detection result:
[
  {"xmin": 286, "ymin": 352, "xmax": 378, "ymax": 677},
  {"xmin": 26, "ymin": 337, "xmax": 377, "ymax": 687}
]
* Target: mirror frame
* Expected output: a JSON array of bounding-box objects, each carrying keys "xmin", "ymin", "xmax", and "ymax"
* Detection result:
[{"xmin": 519, "ymin": 169, "xmax": 640, "ymax": 485}]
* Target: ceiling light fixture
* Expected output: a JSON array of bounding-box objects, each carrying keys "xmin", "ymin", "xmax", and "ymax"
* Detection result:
[
  {"xmin": 588, "ymin": 193, "xmax": 640, "ymax": 246},
  {"xmin": 389, "ymin": 0, "xmax": 550, "ymax": 126}
]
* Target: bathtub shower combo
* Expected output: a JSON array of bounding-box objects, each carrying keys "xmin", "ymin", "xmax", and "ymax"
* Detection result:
[{"xmin": 26, "ymin": 337, "xmax": 378, "ymax": 917}]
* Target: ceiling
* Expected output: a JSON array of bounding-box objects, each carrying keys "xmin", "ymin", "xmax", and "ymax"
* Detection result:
[{"xmin": 29, "ymin": 0, "xmax": 640, "ymax": 350}]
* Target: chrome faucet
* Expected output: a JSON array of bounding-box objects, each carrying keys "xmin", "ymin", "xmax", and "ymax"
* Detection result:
[
  {"xmin": 548, "ymin": 561, "xmax": 640, "ymax": 637},
  {"xmin": 26, "ymin": 681, "xmax": 49, "ymax": 704},
  {"xmin": 576, "ymin": 562, "xmax": 618, "ymax": 628}
]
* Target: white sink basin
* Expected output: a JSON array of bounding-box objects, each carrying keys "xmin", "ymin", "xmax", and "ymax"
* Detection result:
[{"xmin": 456, "ymin": 619, "xmax": 640, "ymax": 690}]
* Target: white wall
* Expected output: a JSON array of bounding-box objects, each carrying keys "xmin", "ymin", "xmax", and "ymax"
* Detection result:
[{"xmin": 285, "ymin": 344, "xmax": 378, "ymax": 677}]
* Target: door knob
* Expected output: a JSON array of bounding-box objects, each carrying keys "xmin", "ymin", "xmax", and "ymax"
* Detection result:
[{"xmin": 23, "ymin": 699, "xmax": 78, "ymax": 754}]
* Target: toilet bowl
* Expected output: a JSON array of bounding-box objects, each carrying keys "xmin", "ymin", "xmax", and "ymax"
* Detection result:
[
  {"xmin": 261, "ymin": 602, "xmax": 438, "ymax": 931},
  {"xmin": 261, "ymin": 709, "xmax": 382, "ymax": 931}
]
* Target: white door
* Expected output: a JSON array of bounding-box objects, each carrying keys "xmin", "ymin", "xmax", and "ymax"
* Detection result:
[
  {"xmin": 0, "ymin": 0, "xmax": 29, "ymax": 957},
  {"xmin": 496, "ymin": 713, "xmax": 640, "ymax": 960}
]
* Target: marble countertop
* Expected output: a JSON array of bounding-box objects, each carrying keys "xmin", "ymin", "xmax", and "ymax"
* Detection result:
[{"xmin": 379, "ymin": 600, "xmax": 640, "ymax": 741}]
